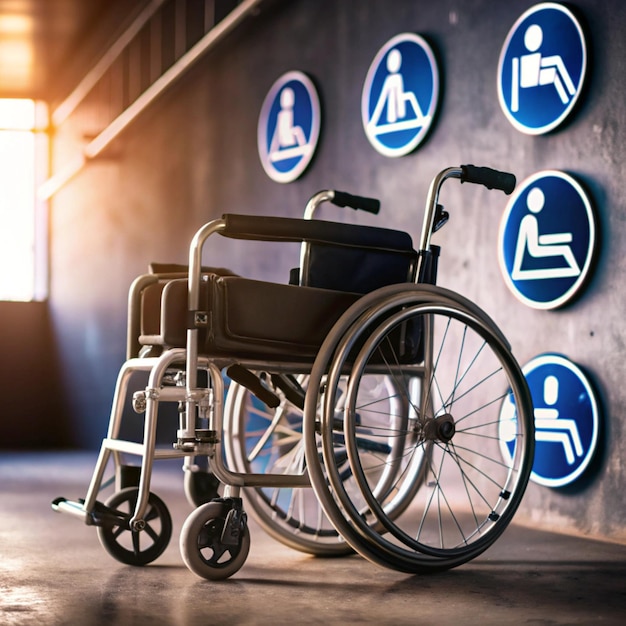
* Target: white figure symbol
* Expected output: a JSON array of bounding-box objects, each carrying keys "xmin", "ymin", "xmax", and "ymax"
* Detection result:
[
  {"xmin": 511, "ymin": 186, "xmax": 580, "ymax": 281},
  {"xmin": 511, "ymin": 24, "xmax": 576, "ymax": 112},
  {"xmin": 534, "ymin": 375, "xmax": 583, "ymax": 465},
  {"xmin": 269, "ymin": 87, "xmax": 311, "ymax": 163},
  {"xmin": 367, "ymin": 48, "xmax": 430, "ymax": 135}
]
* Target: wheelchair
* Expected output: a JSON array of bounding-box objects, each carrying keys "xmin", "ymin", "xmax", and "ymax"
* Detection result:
[{"xmin": 53, "ymin": 165, "xmax": 535, "ymax": 580}]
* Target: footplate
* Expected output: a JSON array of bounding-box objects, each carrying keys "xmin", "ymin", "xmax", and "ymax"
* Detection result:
[{"xmin": 51, "ymin": 496, "xmax": 131, "ymax": 529}]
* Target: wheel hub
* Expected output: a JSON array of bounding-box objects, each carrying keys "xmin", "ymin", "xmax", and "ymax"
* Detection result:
[{"xmin": 422, "ymin": 413, "xmax": 456, "ymax": 443}]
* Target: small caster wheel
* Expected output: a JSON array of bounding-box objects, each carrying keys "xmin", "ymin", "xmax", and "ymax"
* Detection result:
[
  {"xmin": 180, "ymin": 501, "xmax": 250, "ymax": 580},
  {"xmin": 97, "ymin": 487, "xmax": 172, "ymax": 566},
  {"xmin": 184, "ymin": 469, "xmax": 221, "ymax": 508}
]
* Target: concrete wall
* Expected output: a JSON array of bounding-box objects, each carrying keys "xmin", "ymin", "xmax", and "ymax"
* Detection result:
[
  {"xmin": 0, "ymin": 302, "xmax": 67, "ymax": 448},
  {"xmin": 44, "ymin": 0, "xmax": 626, "ymax": 542}
]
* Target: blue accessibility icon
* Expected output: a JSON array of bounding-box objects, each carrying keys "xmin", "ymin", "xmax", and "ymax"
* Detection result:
[
  {"xmin": 497, "ymin": 2, "xmax": 588, "ymax": 135},
  {"xmin": 498, "ymin": 170, "xmax": 596, "ymax": 309},
  {"xmin": 499, "ymin": 354, "xmax": 599, "ymax": 488},
  {"xmin": 361, "ymin": 33, "xmax": 439, "ymax": 157},
  {"xmin": 257, "ymin": 71, "xmax": 321, "ymax": 183}
]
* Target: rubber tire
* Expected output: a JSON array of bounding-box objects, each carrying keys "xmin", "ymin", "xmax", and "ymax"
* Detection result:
[
  {"xmin": 180, "ymin": 501, "xmax": 251, "ymax": 580},
  {"xmin": 97, "ymin": 487, "xmax": 172, "ymax": 566}
]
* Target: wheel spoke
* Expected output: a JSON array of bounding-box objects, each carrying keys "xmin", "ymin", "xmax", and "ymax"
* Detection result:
[
  {"xmin": 97, "ymin": 488, "xmax": 172, "ymax": 566},
  {"xmin": 144, "ymin": 522, "xmax": 160, "ymax": 544},
  {"xmin": 207, "ymin": 543, "xmax": 228, "ymax": 563},
  {"xmin": 112, "ymin": 523, "xmax": 126, "ymax": 539},
  {"xmin": 222, "ymin": 374, "xmax": 351, "ymax": 555},
  {"xmin": 132, "ymin": 529, "xmax": 141, "ymax": 556},
  {"xmin": 317, "ymin": 299, "xmax": 533, "ymax": 569}
]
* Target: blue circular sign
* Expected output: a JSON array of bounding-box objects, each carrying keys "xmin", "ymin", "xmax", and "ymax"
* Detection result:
[
  {"xmin": 257, "ymin": 71, "xmax": 321, "ymax": 183},
  {"xmin": 499, "ymin": 354, "xmax": 599, "ymax": 488},
  {"xmin": 361, "ymin": 33, "xmax": 439, "ymax": 157},
  {"xmin": 497, "ymin": 3, "xmax": 587, "ymax": 135},
  {"xmin": 498, "ymin": 170, "xmax": 596, "ymax": 309}
]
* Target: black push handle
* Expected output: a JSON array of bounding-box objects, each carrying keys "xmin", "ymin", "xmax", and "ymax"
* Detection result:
[
  {"xmin": 331, "ymin": 190, "xmax": 381, "ymax": 214},
  {"xmin": 460, "ymin": 165, "xmax": 516, "ymax": 195}
]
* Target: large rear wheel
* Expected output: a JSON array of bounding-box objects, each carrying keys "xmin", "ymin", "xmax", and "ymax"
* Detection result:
[{"xmin": 305, "ymin": 287, "xmax": 534, "ymax": 573}]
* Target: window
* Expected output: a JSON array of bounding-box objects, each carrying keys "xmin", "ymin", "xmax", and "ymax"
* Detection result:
[{"xmin": 0, "ymin": 98, "xmax": 47, "ymax": 301}]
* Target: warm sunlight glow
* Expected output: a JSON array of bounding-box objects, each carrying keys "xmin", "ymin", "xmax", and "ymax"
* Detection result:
[
  {"xmin": 0, "ymin": 98, "xmax": 35, "ymax": 129},
  {"xmin": 0, "ymin": 15, "xmax": 32, "ymax": 35},
  {"xmin": 0, "ymin": 41, "xmax": 34, "ymax": 91},
  {"xmin": 0, "ymin": 98, "xmax": 37, "ymax": 301},
  {"xmin": 0, "ymin": 15, "xmax": 35, "ymax": 91}
]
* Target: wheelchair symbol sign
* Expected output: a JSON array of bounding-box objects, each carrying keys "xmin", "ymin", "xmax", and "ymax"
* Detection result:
[
  {"xmin": 498, "ymin": 170, "xmax": 596, "ymax": 309},
  {"xmin": 499, "ymin": 354, "xmax": 599, "ymax": 488},
  {"xmin": 497, "ymin": 2, "xmax": 588, "ymax": 135},
  {"xmin": 361, "ymin": 33, "xmax": 439, "ymax": 157},
  {"xmin": 257, "ymin": 71, "xmax": 321, "ymax": 183}
]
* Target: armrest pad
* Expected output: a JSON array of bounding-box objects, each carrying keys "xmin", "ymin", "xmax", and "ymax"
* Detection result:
[{"xmin": 221, "ymin": 214, "xmax": 414, "ymax": 252}]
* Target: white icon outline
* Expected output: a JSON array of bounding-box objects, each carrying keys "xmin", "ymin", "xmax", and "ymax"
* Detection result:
[
  {"xmin": 361, "ymin": 33, "xmax": 439, "ymax": 157},
  {"xmin": 498, "ymin": 170, "xmax": 596, "ymax": 310},
  {"xmin": 499, "ymin": 354, "xmax": 599, "ymax": 488},
  {"xmin": 511, "ymin": 186, "xmax": 581, "ymax": 281},
  {"xmin": 268, "ymin": 86, "xmax": 312, "ymax": 163},
  {"xmin": 257, "ymin": 71, "xmax": 320, "ymax": 184},
  {"xmin": 497, "ymin": 2, "xmax": 587, "ymax": 135},
  {"xmin": 534, "ymin": 374, "xmax": 583, "ymax": 465},
  {"xmin": 511, "ymin": 24, "xmax": 577, "ymax": 113},
  {"xmin": 366, "ymin": 47, "xmax": 431, "ymax": 137}
]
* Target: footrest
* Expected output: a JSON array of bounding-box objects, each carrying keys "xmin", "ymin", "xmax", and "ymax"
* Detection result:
[
  {"xmin": 51, "ymin": 496, "xmax": 130, "ymax": 529},
  {"xmin": 51, "ymin": 497, "xmax": 89, "ymax": 523}
]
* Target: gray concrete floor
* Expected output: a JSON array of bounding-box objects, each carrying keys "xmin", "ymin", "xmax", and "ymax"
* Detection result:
[{"xmin": 1, "ymin": 451, "xmax": 625, "ymax": 625}]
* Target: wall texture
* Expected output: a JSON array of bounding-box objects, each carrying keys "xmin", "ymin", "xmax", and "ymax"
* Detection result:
[
  {"xmin": 45, "ymin": 0, "xmax": 626, "ymax": 542},
  {"xmin": 0, "ymin": 302, "xmax": 67, "ymax": 448}
]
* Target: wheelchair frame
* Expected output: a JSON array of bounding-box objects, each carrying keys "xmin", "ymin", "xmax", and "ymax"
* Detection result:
[{"xmin": 53, "ymin": 165, "xmax": 535, "ymax": 580}]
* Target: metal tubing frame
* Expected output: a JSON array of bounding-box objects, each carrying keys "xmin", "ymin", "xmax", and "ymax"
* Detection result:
[
  {"xmin": 204, "ymin": 361, "xmax": 310, "ymax": 488},
  {"xmin": 418, "ymin": 167, "xmax": 463, "ymax": 255},
  {"xmin": 126, "ymin": 271, "xmax": 189, "ymax": 360},
  {"xmin": 58, "ymin": 165, "xmax": 516, "ymax": 530},
  {"xmin": 129, "ymin": 348, "xmax": 190, "ymax": 527},
  {"xmin": 80, "ymin": 357, "xmax": 164, "ymax": 516},
  {"xmin": 299, "ymin": 190, "xmax": 335, "ymax": 285},
  {"xmin": 185, "ymin": 218, "xmax": 226, "ymax": 441},
  {"xmin": 186, "ymin": 220, "xmax": 310, "ymax": 488}
]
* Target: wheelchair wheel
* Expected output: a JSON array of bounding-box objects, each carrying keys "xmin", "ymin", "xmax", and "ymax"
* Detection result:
[
  {"xmin": 304, "ymin": 286, "xmax": 534, "ymax": 573},
  {"xmin": 180, "ymin": 501, "xmax": 250, "ymax": 580},
  {"xmin": 223, "ymin": 372, "xmax": 411, "ymax": 556},
  {"xmin": 223, "ymin": 375, "xmax": 351, "ymax": 556},
  {"xmin": 96, "ymin": 487, "xmax": 172, "ymax": 566}
]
